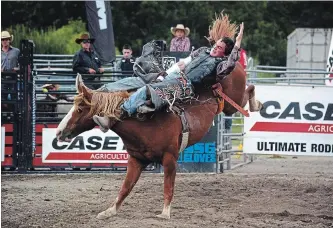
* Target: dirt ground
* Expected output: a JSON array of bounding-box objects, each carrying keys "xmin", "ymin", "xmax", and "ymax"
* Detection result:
[{"xmin": 2, "ymin": 156, "xmax": 333, "ymax": 228}]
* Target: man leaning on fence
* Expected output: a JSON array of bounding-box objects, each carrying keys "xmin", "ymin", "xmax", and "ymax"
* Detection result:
[
  {"xmin": 72, "ymin": 33, "xmax": 104, "ymax": 89},
  {"xmin": 1, "ymin": 31, "xmax": 20, "ymax": 114},
  {"xmin": 1, "ymin": 31, "xmax": 20, "ymax": 72}
]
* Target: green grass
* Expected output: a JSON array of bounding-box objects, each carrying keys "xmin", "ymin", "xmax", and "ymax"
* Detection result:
[
  {"xmin": 257, "ymin": 72, "xmax": 276, "ymax": 78},
  {"xmin": 230, "ymin": 115, "xmax": 244, "ymax": 147}
]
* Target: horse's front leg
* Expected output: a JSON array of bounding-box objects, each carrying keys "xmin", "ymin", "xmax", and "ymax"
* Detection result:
[
  {"xmin": 97, "ymin": 155, "xmax": 146, "ymax": 219},
  {"xmin": 156, "ymin": 152, "xmax": 177, "ymax": 220}
]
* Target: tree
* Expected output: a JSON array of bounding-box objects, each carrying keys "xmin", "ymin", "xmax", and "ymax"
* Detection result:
[{"xmin": 2, "ymin": 1, "xmax": 333, "ymax": 66}]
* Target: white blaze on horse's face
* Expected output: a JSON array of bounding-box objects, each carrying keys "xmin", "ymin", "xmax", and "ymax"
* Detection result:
[
  {"xmin": 56, "ymin": 72, "xmax": 83, "ymax": 137},
  {"xmin": 56, "ymin": 106, "xmax": 75, "ymax": 141}
]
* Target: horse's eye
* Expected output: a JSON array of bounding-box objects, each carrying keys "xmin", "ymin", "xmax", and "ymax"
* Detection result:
[{"xmin": 77, "ymin": 108, "xmax": 82, "ymax": 113}]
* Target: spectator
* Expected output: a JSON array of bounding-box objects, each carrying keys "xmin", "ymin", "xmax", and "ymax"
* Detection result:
[
  {"xmin": 116, "ymin": 44, "xmax": 135, "ymax": 73},
  {"xmin": 41, "ymin": 84, "xmax": 73, "ymax": 102},
  {"xmin": 39, "ymin": 84, "xmax": 73, "ymax": 118},
  {"xmin": 170, "ymin": 24, "xmax": 191, "ymax": 52},
  {"xmin": 1, "ymin": 31, "xmax": 20, "ymax": 72},
  {"xmin": 72, "ymin": 33, "xmax": 104, "ymax": 89}
]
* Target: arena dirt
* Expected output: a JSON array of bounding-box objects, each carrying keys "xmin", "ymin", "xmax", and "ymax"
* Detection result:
[{"xmin": 2, "ymin": 156, "xmax": 333, "ymax": 228}]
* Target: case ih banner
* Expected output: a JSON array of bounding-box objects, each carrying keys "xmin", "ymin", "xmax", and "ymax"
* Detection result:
[
  {"xmin": 244, "ymin": 85, "xmax": 333, "ymax": 156},
  {"xmin": 42, "ymin": 129, "xmax": 128, "ymax": 163}
]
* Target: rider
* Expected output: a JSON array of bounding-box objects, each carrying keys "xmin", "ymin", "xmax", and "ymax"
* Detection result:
[{"xmin": 93, "ymin": 14, "xmax": 244, "ymax": 132}]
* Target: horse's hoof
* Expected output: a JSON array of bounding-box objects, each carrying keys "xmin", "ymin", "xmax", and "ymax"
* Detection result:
[
  {"xmin": 258, "ymin": 101, "xmax": 264, "ymax": 111},
  {"xmin": 96, "ymin": 208, "xmax": 116, "ymax": 220},
  {"xmin": 156, "ymin": 213, "xmax": 170, "ymax": 220}
]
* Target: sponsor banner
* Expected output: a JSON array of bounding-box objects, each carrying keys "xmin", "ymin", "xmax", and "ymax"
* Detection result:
[
  {"xmin": 244, "ymin": 85, "xmax": 333, "ymax": 156},
  {"xmin": 1, "ymin": 127, "xmax": 5, "ymax": 162},
  {"xmin": 42, "ymin": 128, "xmax": 128, "ymax": 163},
  {"xmin": 177, "ymin": 142, "xmax": 216, "ymax": 163}
]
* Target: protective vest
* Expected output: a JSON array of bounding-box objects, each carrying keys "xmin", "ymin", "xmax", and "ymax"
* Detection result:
[
  {"xmin": 185, "ymin": 49, "xmax": 223, "ymax": 84},
  {"xmin": 120, "ymin": 57, "xmax": 135, "ymax": 72}
]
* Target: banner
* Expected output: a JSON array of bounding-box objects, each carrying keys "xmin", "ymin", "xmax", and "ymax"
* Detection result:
[
  {"xmin": 1, "ymin": 127, "xmax": 5, "ymax": 162},
  {"xmin": 326, "ymin": 31, "xmax": 333, "ymax": 86},
  {"xmin": 177, "ymin": 116, "xmax": 218, "ymax": 173},
  {"xmin": 85, "ymin": 0, "xmax": 116, "ymax": 64},
  {"xmin": 243, "ymin": 85, "xmax": 333, "ymax": 156},
  {"xmin": 42, "ymin": 128, "xmax": 128, "ymax": 163}
]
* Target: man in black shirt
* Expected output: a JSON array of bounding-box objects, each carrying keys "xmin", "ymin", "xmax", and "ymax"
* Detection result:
[
  {"xmin": 72, "ymin": 34, "xmax": 104, "ymax": 89},
  {"xmin": 116, "ymin": 44, "xmax": 135, "ymax": 73}
]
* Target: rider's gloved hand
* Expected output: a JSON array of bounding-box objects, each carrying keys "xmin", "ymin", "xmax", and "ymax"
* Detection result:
[{"xmin": 154, "ymin": 71, "xmax": 168, "ymax": 82}]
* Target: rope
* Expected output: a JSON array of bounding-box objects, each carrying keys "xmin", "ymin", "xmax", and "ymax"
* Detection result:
[{"xmin": 31, "ymin": 69, "xmax": 36, "ymax": 155}]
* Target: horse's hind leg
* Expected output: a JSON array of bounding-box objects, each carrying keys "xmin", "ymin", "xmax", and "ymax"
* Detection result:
[
  {"xmin": 97, "ymin": 156, "xmax": 146, "ymax": 219},
  {"xmin": 156, "ymin": 152, "xmax": 177, "ymax": 220},
  {"xmin": 242, "ymin": 84, "xmax": 263, "ymax": 112}
]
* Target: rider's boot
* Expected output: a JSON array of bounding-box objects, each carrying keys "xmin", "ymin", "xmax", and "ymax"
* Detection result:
[
  {"xmin": 93, "ymin": 116, "xmax": 110, "ymax": 133},
  {"xmin": 93, "ymin": 109, "xmax": 130, "ymax": 133}
]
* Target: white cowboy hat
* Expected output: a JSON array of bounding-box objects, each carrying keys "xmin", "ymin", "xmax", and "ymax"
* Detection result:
[
  {"xmin": 170, "ymin": 24, "xmax": 190, "ymax": 36},
  {"xmin": 41, "ymin": 84, "xmax": 60, "ymax": 90},
  {"xmin": 1, "ymin": 31, "xmax": 14, "ymax": 42}
]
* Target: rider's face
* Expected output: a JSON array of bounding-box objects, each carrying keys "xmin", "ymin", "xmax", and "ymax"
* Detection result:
[{"xmin": 210, "ymin": 39, "xmax": 226, "ymax": 57}]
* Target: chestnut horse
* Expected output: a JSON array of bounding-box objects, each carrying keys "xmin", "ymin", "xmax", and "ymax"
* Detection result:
[{"xmin": 56, "ymin": 62, "xmax": 260, "ymax": 219}]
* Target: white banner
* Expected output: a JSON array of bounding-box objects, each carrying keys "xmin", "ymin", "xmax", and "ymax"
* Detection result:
[
  {"xmin": 1, "ymin": 127, "xmax": 5, "ymax": 162},
  {"xmin": 42, "ymin": 128, "xmax": 128, "ymax": 163},
  {"xmin": 243, "ymin": 85, "xmax": 333, "ymax": 156}
]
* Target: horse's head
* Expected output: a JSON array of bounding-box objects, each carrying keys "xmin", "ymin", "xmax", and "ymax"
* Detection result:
[{"xmin": 56, "ymin": 74, "xmax": 95, "ymax": 142}]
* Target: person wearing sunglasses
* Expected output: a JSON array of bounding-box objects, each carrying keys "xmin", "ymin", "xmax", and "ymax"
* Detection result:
[
  {"xmin": 72, "ymin": 33, "xmax": 104, "ymax": 89},
  {"xmin": 1, "ymin": 31, "xmax": 20, "ymax": 72}
]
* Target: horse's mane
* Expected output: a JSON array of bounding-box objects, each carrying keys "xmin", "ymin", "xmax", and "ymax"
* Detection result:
[{"xmin": 74, "ymin": 91, "xmax": 130, "ymax": 120}]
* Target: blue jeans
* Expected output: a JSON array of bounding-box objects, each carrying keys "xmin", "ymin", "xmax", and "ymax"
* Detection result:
[
  {"xmin": 121, "ymin": 86, "xmax": 147, "ymax": 115},
  {"xmin": 121, "ymin": 71, "xmax": 182, "ymax": 115}
]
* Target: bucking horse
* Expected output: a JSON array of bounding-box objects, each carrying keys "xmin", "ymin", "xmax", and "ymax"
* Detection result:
[
  {"xmin": 55, "ymin": 63, "xmax": 261, "ymax": 220},
  {"xmin": 55, "ymin": 14, "xmax": 262, "ymax": 220}
]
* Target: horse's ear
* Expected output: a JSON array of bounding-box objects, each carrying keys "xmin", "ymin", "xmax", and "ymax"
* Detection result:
[
  {"xmin": 75, "ymin": 73, "xmax": 93, "ymax": 98},
  {"xmin": 81, "ymin": 84, "xmax": 93, "ymax": 100},
  {"xmin": 75, "ymin": 73, "xmax": 84, "ymax": 93}
]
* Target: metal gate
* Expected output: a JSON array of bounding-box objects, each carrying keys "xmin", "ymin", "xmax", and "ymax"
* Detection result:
[
  {"xmin": 1, "ymin": 40, "xmax": 34, "ymax": 171},
  {"xmin": 215, "ymin": 65, "xmax": 331, "ymax": 173}
]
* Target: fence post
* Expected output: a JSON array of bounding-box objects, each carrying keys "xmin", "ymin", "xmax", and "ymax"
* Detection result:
[{"xmin": 17, "ymin": 40, "xmax": 34, "ymax": 172}]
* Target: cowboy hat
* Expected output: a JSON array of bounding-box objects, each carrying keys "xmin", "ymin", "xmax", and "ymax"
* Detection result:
[
  {"xmin": 75, "ymin": 33, "xmax": 95, "ymax": 44},
  {"xmin": 170, "ymin": 24, "xmax": 190, "ymax": 36},
  {"xmin": 41, "ymin": 84, "xmax": 60, "ymax": 91},
  {"xmin": 1, "ymin": 31, "xmax": 14, "ymax": 42}
]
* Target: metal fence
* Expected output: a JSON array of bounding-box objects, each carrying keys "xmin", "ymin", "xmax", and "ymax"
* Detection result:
[
  {"xmin": 3, "ymin": 51, "xmax": 332, "ymax": 173},
  {"xmin": 33, "ymin": 54, "xmax": 124, "ymax": 71},
  {"xmin": 215, "ymin": 66, "xmax": 331, "ymax": 173}
]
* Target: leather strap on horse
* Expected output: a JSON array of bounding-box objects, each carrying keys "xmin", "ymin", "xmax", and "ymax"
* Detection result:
[
  {"xmin": 178, "ymin": 111, "xmax": 190, "ymax": 153},
  {"xmin": 212, "ymin": 83, "xmax": 250, "ymax": 117},
  {"xmin": 215, "ymin": 98, "xmax": 225, "ymax": 115},
  {"xmin": 172, "ymin": 106, "xmax": 190, "ymax": 153}
]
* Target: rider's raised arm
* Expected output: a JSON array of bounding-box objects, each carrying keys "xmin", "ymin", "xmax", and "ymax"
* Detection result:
[{"xmin": 216, "ymin": 45, "xmax": 240, "ymax": 80}]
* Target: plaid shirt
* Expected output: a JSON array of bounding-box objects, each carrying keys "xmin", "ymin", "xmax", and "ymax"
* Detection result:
[{"xmin": 170, "ymin": 37, "xmax": 191, "ymax": 52}]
